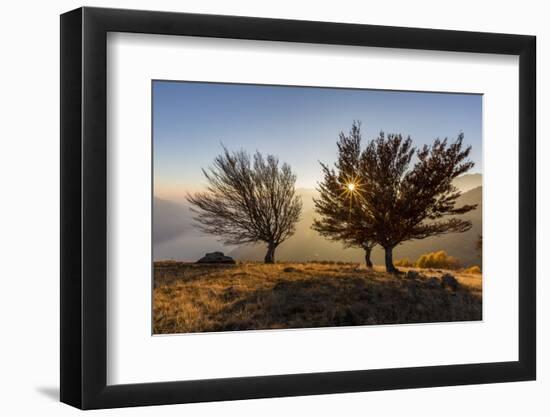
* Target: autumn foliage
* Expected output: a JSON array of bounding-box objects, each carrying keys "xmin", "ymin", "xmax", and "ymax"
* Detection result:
[{"xmin": 415, "ymin": 250, "xmax": 461, "ymax": 270}]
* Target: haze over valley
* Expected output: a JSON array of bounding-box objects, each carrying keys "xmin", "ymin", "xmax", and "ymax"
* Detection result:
[{"xmin": 154, "ymin": 173, "xmax": 482, "ymax": 267}]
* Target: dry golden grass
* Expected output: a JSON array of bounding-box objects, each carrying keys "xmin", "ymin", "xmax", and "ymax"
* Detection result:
[
  {"xmin": 153, "ymin": 262, "xmax": 482, "ymax": 334},
  {"xmin": 461, "ymin": 265, "xmax": 482, "ymax": 275}
]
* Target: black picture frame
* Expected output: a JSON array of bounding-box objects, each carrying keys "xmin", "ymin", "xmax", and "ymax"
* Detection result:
[{"xmin": 60, "ymin": 6, "xmax": 536, "ymax": 410}]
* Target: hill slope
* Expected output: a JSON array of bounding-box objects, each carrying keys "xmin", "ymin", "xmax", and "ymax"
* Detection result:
[
  {"xmin": 452, "ymin": 173, "xmax": 482, "ymax": 193},
  {"xmin": 154, "ymin": 262, "xmax": 482, "ymax": 334}
]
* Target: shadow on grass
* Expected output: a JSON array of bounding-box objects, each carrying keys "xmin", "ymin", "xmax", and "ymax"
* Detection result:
[{"xmin": 205, "ymin": 275, "xmax": 482, "ymax": 332}]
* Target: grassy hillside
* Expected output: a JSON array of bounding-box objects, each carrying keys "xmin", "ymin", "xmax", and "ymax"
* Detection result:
[{"xmin": 153, "ymin": 262, "xmax": 482, "ymax": 334}]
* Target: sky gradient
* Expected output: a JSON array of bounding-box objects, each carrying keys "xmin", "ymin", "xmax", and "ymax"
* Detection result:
[{"xmin": 153, "ymin": 81, "xmax": 482, "ymax": 200}]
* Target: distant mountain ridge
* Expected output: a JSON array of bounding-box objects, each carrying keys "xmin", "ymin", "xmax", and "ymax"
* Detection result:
[{"xmin": 452, "ymin": 173, "xmax": 482, "ymax": 193}]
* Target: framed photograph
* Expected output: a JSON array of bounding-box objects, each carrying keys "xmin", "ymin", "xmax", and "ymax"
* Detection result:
[{"xmin": 60, "ymin": 6, "xmax": 536, "ymax": 409}]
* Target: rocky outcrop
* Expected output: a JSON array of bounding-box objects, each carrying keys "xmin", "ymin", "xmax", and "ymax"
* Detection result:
[
  {"xmin": 441, "ymin": 273, "xmax": 459, "ymax": 291},
  {"xmin": 405, "ymin": 270, "xmax": 423, "ymax": 280},
  {"xmin": 196, "ymin": 251, "xmax": 235, "ymax": 264}
]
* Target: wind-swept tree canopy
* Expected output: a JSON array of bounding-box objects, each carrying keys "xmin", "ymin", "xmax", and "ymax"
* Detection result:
[
  {"xmin": 187, "ymin": 147, "xmax": 302, "ymax": 263},
  {"xmin": 314, "ymin": 121, "xmax": 477, "ymax": 273},
  {"xmin": 312, "ymin": 122, "xmax": 377, "ymax": 267},
  {"xmin": 362, "ymin": 130, "xmax": 477, "ymax": 272}
]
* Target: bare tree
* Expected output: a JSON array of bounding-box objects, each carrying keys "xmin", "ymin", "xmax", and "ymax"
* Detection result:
[
  {"xmin": 187, "ymin": 147, "xmax": 302, "ymax": 263},
  {"xmin": 360, "ymin": 131, "xmax": 477, "ymax": 272},
  {"xmin": 313, "ymin": 122, "xmax": 377, "ymax": 267}
]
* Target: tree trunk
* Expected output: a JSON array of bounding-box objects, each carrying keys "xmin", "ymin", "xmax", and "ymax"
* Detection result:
[
  {"xmin": 264, "ymin": 242, "xmax": 276, "ymax": 264},
  {"xmin": 364, "ymin": 247, "xmax": 373, "ymax": 268},
  {"xmin": 384, "ymin": 246, "xmax": 398, "ymax": 273}
]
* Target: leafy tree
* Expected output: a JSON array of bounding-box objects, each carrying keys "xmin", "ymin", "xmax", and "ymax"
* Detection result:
[
  {"xmin": 360, "ymin": 130, "xmax": 477, "ymax": 272},
  {"xmin": 187, "ymin": 147, "xmax": 302, "ymax": 263},
  {"xmin": 313, "ymin": 122, "xmax": 377, "ymax": 267},
  {"xmin": 314, "ymin": 122, "xmax": 477, "ymax": 273}
]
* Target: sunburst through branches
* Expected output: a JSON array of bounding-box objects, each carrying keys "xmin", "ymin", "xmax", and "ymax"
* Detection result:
[{"xmin": 339, "ymin": 174, "xmax": 364, "ymax": 220}]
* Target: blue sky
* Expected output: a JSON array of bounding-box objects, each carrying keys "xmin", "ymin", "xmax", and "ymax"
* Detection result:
[{"xmin": 153, "ymin": 81, "xmax": 482, "ymax": 198}]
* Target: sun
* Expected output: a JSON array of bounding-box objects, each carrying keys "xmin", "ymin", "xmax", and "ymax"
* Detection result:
[{"xmin": 341, "ymin": 175, "xmax": 362, "ymax": 197}]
